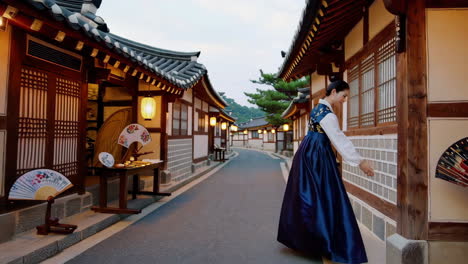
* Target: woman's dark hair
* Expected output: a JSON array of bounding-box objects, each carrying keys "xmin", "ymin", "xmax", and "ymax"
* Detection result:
[{"xmin": 326, "ymin": 80, "xmax": 350, "ymax": 96}]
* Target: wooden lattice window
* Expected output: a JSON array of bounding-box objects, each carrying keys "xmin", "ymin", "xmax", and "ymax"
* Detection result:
[
  {"xmin": 172, "ymin": 101, "xmax": 188, "ymax": 136},
  {"xmin": 198, "ymin": 112, "xmax": 205, "ymax": 132},
  {"xmin": 16, "ymin": 66, "xmax": 82, "ymax": 183},
  {"xmin": 347, "ymin": 28, "xmax": 396, "ymax": 129}
]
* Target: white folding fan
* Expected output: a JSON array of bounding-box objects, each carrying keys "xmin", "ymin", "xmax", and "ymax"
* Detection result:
[{"xmin": 8, "ymin": 169, "xmax": 73, "ymax": 200}]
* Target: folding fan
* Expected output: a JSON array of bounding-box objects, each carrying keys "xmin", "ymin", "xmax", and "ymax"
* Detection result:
[
  {"xmin": 8, "ymin": 169, "xmax": 73, "ymax": 200},
  {"xmin": 435, "ymin": 137, "xmax": 468, "ymax": 187},
  {"xmin": 117, "ymin": 123, "xmax": 151, "ymax": 148}
]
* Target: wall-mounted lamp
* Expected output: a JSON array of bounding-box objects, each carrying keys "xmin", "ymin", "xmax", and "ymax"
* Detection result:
[
  {"xmin": 141, "ymin": 96, "xmax": 156, "ymax": 121},
  {"xmin": 271, "ymin": 129, "xmax": 276, "ymax": 134},
  {"xmin": 243, "ymin": 130, "xmax": 248, "ymax": 135},
  {"xmin": 210, "ymin": 117, "xmax": 217, "ymax": 127},
  {"xmin": 258, "ymin": 129, "xmax": 262, "ymax": 134},
  {"xmin": 283, "ymin": 124, "xmax": 289, "ymax": 131},
  {"xmin": 231, "ymin": 125, "xmax": 238, "ymax": 132},
  {"xmin": 221, "ymin": 122, "xmax": 227, "ymax": 130},
  {"xmin": 263, "ymin": 129, "xmax": 267, "ymax": 134}
]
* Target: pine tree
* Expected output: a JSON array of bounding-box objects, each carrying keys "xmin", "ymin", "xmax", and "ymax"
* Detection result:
[
  {"xmin": 219, "ymin": 93, "xmax": 264, "ymax": 124},
  {"xmin": 245, "ymin": 70, "xmax": 309, "ymax": 127}
]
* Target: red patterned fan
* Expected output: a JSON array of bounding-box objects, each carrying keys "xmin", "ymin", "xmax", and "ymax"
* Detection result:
[{"xmin": 435, "ymin": 137, "xmax": 468, "ymax": 187}]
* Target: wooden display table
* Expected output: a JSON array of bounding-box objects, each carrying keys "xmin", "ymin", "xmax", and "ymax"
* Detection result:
[{"xmin": 91, "ymin": 161, "xmax": 171, "ymax": 214}]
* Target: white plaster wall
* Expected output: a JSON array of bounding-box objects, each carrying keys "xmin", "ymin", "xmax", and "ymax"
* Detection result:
[
  {"xmin": 311, "ymin": 72, "xmax": 325, "ymax": 95},
  {"xmin": 369, "ymin": 0, "xmax": 394, "ymax": 39},
  {"xmin": 0, "ymin": 25, "xmax": 11, "ymax": 116},
  {"xmin": 345, "ymin": 19, "xmax": 364, "ymax": 61},
  {"xmin": 427, "ymin": 9, "xmax": 468, "ymax": 102},
  {"xmin": 194, "ymin": 135, "xmax": 208, "ymax": 159},
  {"xmin": 188, "ymin": 106, "xmax": 192, "ymax": 136},
  {"xmin": 428, "ymin": 119, "xmax": 468, "ymax": 221}
]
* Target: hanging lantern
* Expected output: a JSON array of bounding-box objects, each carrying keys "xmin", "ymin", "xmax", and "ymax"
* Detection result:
[
  {"xmin": 231, "ymin": 125, "xmax": 238, "ymax": 132},
  {"xmin": 283, "ymin": 124, "xmax": 289, "ymax": 131},
  {"xmin": 210, "ymin": 117, "xmax": 217, "ymax": 126},
  {"xmin": 258, "ymin": 129, "xmax": 262, "ymax": 134},
  {"xmin": 221, "ymin": 122, "xmax": 227, "ymax": 130},
  {"xmin": 271, "ymin": 129, "xmax": 276, "ymax": 134},
  {"xmin": 263, "ymin": 129, "xmax": 267, "ymax": 134},
  {"xmin": 243, "ymin": 130, "xmax": 248, "ymax": 135},
  {"xmin": 141, "ymin": 96, "xmax": 156, "ymax": 121}
]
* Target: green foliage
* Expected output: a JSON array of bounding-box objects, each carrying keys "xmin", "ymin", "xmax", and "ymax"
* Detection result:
[
  {"xmin": 220, "ymin": 93, "xmax": 264, "ymax": 124},
  {"xmin": 245, "ymin": 70, "xmax": 309, "ymax": 126}
]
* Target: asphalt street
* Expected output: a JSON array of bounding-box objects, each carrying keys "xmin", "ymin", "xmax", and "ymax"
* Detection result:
[{"xmin": 66, "ymin": 148, "xmax": 322, "ymax": 264}]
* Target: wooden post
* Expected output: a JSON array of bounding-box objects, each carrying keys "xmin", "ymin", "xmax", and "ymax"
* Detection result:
[{"xmin": 396, "ymin": 0, "xmax": 428, "ymax": 240}]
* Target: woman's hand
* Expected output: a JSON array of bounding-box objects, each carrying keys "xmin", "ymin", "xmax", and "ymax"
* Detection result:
[{"xmin": 359, "ymin": 160, "xmax": 375, "ymax": 177}]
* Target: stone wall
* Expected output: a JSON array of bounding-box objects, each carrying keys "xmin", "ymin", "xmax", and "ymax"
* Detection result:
[{"xmin": 167, "ymin": 139, "xmax": 193, "ymax": 182}]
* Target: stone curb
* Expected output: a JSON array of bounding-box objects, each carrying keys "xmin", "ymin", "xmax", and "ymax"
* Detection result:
[{"xmin": 0, "ymin": 155, "xmax": 235, "ymax": 264}]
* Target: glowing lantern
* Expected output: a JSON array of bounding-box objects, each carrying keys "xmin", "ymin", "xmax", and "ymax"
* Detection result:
[
  {"xmin": 283, "ymin": 124, "xmax": 289, "ymax": 131},
  {"xmin": 231, "ymin": 125, "xmax": 238, "ymax": 132},
  {"xmin": 221, "ymin": 122, "xmax": 227, "ymax": 130},
  {"xmin": 258, "ymin": 129, "xmax": 262, "ymax": 134},
  {"xmin": 141, "ymin": 96, "xmax": 156, "ymax": 121},
  {"xmin": 210, "ymin": 117, "xmax": 217, "ymax": 126},
  {"xmin": 271, "ymin": 129, "xmax": 276, "ymax": 134},
  {"xmin": 243, "ymin": 130, "xmax": 248, "ymax": 135},
  {"xmin": 263, "ymin": 129, "xmax": 267, "ymax": 134}
]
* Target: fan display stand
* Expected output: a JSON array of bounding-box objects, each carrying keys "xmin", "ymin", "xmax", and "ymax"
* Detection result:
[{"xmin": 36, "ymin": 196, "xmax": 77, "ymax": 235}]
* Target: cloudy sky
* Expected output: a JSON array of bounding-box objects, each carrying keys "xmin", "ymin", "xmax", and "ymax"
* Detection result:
[{"xmin": 98, "ymin": 0, "xmax": 305, "ymax": 106}]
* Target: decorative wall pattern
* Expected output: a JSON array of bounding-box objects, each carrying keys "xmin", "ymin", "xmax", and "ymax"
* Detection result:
[
  {"xmin": 167, "ymin": 139, "xmax": 193, "ymax": 182},
  {"xmin": 342, "ymin": 134, "xmax": 398, "ymax": 204}
]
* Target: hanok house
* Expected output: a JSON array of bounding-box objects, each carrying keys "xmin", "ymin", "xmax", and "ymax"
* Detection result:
[
  {"xmin": 278, "ymin": 0, "xmax": 468, "ymax": 262},
  {"xmin": 281, "ymin": 87, "xmax": 311, "ymax": 154},
  {"xmin": 0, "ymin": 0, "xmax": 230, "ymax": 241},
  {"xmin": 234, "ymin": 117, "xmax": 292, "ymax": 153}
]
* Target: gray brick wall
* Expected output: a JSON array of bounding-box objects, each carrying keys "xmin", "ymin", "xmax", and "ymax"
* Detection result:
[
  {"xmin": 343, "ymin": 135, "xmax": 398, "ymax": 204},
  {"xmin": 167, "ymin": 139, "xmax": 193, "ymax": 182}
]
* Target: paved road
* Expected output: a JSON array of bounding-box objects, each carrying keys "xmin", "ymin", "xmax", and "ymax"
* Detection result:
[{"xmin": 67, "ymin": 148, "xmax": 322, "ymax": 264}]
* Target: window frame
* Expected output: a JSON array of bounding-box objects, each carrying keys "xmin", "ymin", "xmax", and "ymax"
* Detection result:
[
  {"xmin": 345, "ymin": 22, "xmax": 397, "ymax": 130},
  {"xmin": 172, "ymin": 100, "xmax": 189, "ymax": 136}
]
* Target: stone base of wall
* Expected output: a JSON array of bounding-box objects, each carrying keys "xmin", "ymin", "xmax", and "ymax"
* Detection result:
[
  {"xmin": 348, "ymin": 193, "xmax": 396, "ymax": 242},
  {"xmin": 387, "ymin": 234, "xmax": 428, "ymax": 264},
  {"xmin": 0, "ymin": 192, "xmax": 92, "ymax": 243}
]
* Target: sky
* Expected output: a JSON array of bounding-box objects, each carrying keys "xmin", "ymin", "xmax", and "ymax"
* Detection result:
[{"xmin": 97, "ymin": 0, "xmax": 305, "ymax": 107}]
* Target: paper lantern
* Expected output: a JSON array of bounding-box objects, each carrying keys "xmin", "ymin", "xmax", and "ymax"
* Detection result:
[
  {"xmin": 210, "ymin": 117, "xmax": 217, "ymax": 126},
  {"xmin": 221, "ymin": 122, "xmax": 227, "ymax": 130},
  {"xmin": 141, "ymin": 96, "xmax": 156, "ymax": 121},
  {"xmin": 243, "ymin": 130, "xmax": 248, "ymax": 135},
  {"xmin": 283, "ymin": 124, "xmax": 289, "ymax": 131},
  {"xmin": 271, "ymin": 129, "xmax": 276, "ymax": 134},
  {"xmin": 258, "ymin": 129, "xmax": 262, "ymax": 134}
]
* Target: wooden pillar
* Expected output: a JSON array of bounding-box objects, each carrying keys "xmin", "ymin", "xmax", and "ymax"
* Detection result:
[{"xmin": 396, "ymin": 0, "xmax": 428, "ymax": 240}]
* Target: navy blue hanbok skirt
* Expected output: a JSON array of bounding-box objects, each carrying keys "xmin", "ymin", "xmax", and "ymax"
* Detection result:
[{"xmin": 277, "ymin": 131, "xmax": 367, "ymax": 264}]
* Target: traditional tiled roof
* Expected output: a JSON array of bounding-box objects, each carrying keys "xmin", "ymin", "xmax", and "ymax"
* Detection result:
[
  {"xmin": 238, "ymin": 117, "xmax": 269, "ymax": 129},
  {"xmin": 278, "ymin": 0, "xmax": 367, "ymax": 81},
  {"xmin": 282, "ymin": 88, "xmax": 310, "ymax": 118},
  {"xmin": 24, "ymin": 0, "xmax": 207, "ymax": 90}
]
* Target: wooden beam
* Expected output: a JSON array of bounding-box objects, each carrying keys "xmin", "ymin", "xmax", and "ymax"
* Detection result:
[
  {"xmin": 396, "ymin": 0, "xmax": 428, "ymax": 240},
  {"xmin": 343, "ymin": 181, "xmax": 397, "ymax": 220},
  {"xmin": 427, "ymin": 102, "xmax": 468, "ymax": 118},
  {"xmin": 428, "ymin": 222, "xmax": 468, "ymax": 241},
  {"xmin": 344, "ymin": 124, "xmax": 397, "ymax": 136}
]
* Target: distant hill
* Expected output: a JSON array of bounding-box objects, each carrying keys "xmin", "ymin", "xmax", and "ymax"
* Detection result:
[{"xmin": 220, "ymin": 93, "xmax": 264, "ymax": 124}]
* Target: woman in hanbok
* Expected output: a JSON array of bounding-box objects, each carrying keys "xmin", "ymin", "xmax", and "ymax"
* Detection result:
[{"xmin": 278, "ymin": 80, "xmax": 374, "ymax": 264}]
